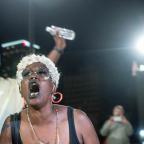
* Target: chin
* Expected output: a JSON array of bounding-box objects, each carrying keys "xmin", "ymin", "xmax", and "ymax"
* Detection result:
[{"xmin": 27, "ymin": 99, "xmax": 41, "ymax": 109}]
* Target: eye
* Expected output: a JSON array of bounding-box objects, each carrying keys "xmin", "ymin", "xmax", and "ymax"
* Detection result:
[
  {"xmin": 22, "ymin": 69, "xmax": 31, "ymax": 78},
  {"xmin": 37, "ymin": 68, "xmax": 48, "ymax": 75}
]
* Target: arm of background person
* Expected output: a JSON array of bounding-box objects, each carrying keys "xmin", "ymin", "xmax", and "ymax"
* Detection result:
[
  {"xmin": 0, "ymin": 116, "xmax": 12, "ymax": 144},
  {"xmin": 122, "ymin": 116, "xmax": 133, "ymax": 136},
  {"xmin": 125, "ymin": 122, "xmax": 133, "ymax": 136},
  {"xmin": 47, "ymin": 33, "xmax": 66, "ymax": 64},
  {"xmin": 100, "ymin": 118, "xmax": 113, "ymax": 136}
]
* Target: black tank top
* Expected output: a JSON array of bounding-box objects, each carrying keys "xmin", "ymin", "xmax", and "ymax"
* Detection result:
[{"xmin": 10, "ymin": 107, "xmax": 80, "ymax": 144}]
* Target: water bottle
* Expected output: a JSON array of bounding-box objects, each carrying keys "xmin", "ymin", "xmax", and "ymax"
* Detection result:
[{"xmin": 46, "ymin": 25, "xmax": 76, "ymax": 40}]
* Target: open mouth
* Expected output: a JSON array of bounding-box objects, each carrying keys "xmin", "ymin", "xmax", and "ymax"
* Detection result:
[{"xmin": 29, "ymin": 80, "xmax": 40, "ymax": 99}]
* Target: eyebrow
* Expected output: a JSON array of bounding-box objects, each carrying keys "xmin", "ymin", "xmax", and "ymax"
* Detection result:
[{"xmin": 24, "ymin": 65, "xmax": 48, "ymax": 71}]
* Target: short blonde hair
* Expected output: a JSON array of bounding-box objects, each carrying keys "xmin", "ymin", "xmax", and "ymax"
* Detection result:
[
  {"xmin": 16, "ymin": 54, "xmax": 60, "ymax": 88},
  {"xmin": 114, "ymin": 105, "xmax": 125, "ymax": 113}
]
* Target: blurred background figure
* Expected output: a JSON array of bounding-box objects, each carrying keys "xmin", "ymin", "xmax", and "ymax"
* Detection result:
[{"xmin": 100, "ymin": 105, "xmax": 133, "ymax": 144}]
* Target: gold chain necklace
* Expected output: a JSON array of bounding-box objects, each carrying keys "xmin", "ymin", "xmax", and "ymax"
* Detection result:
[{"xmin": 26, "ymin": 108, "xmax": 60, "ymax": 144}]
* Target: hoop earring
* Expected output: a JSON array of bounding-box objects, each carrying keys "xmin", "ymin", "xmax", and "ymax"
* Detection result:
[{"xmin": 52, "ymin": 92, "xmax": 63, "ymax": 103}]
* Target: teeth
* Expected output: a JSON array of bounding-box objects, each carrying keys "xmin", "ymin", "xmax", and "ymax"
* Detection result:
[{"xmin": 30, "ymin": 92, "xmax": 39, "ymax": 97}]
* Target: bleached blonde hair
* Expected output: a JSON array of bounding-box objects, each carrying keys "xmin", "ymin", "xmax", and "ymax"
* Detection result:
[
  {"xmin": 16, "ymin": 54, "xmax": 60, "ymax": 88},
  {"xmin": 114, "ymin": 105, "xmax": 125, "ymax": 114}
]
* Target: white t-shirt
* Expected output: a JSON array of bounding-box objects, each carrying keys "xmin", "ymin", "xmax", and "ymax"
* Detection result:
[{"xmin": 0, "ymin": 77, "xmax": 23, "ymax": 133}]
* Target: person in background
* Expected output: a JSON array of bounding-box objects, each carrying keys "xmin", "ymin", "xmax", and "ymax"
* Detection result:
[
  {"xmin": 100, "ymin": 105, "xmax": 133, "ymax": 144},
  {"xmin": 0, "ymin": 33, "xmax": 66, "ymax": 133},
  {"xmin": 0, "ymin": 54, "xmax": 100, "ymax": 144}
]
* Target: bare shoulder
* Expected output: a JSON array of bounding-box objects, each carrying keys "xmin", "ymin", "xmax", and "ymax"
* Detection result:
[
  {"xmin": 74, "ymin": 108, "xmax": 91, "ymax": 124},
  {"xmin": 74, "ymin": 108, "xmax": 100, "ymax": 144},
  {"xmin": 74, "ymin": 108, "xmax": 87, "ymax": 116},
  {"xmin": 53, "ymin": 106, "xmax": 100, "ymax": 143},
  {"xmin": 0, "ymin": 115, "xmax": 12, "ymax": 144}
]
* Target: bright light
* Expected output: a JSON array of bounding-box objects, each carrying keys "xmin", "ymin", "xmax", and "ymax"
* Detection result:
[
  {"xmin": 1, "ymin": 40, "xmax": 40, "ymax": 49},
  {"xmin": 139, "ymin": 65, "xmax": 144, "ymax": 71},
  {"xmin": 33, "ymin": 44, "xmax": 40, "ymax": 49},
  {"xmin": 22, "ymin": 40, "xmax": 30, "ymax": 47},
  {"xmin": 135, "ymin": 36, "xmax": 144, "ymax": 54},
  {"xmin": 1, "ymin": 40, "xmax": 30, "ymax": 48},
  {"xmin": 139, "ymin": 130, "xmax": 144, "ymax": 138}
]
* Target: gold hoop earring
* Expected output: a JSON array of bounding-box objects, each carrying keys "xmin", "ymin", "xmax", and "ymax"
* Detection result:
[{"xmin": 52, "ymin": 92, "xmax": 63, "ymax": 103}]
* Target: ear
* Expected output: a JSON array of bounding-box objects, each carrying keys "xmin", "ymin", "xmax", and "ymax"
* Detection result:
[{"xmin": 52, "ymin": 84, "xmax": 56, "ymax": 93}]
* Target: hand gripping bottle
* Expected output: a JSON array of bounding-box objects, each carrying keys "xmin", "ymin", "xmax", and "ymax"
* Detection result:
[{"xmin": 46, "ymin": 25, "xmax": 76, "ymax": 40}]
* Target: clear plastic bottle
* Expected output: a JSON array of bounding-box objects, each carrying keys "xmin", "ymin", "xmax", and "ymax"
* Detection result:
[{"xmin": 46, "ymin": 25, "xmax": 76, "ymax": 40}]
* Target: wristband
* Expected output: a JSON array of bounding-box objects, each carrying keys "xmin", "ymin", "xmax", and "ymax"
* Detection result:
[{"xmin": 54, "ymin": 47, "xmax": 64, "ymax": 54}]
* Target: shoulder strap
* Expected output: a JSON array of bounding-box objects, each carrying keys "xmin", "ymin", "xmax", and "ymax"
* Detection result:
[
  {"xmin": 67, "ymin": 107, "xmax": 80, "ymax": 144},
  {"xmin": 10, "ymin": 113, "xmax": 22, "ymax": 144}
]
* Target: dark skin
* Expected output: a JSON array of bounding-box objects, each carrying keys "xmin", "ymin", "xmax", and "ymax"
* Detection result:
[
  {"xmin": 48, "ymin": 32, "xmax": 66, "ymax": 63},
  {"xmin": 0, "ymin": 62, "xmax": 100, "ymax": 144}
]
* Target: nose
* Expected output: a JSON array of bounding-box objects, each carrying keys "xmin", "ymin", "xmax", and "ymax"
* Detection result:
[{"xmin": 29, "ymin": 72, "xmax": 38, "ymax": 80}]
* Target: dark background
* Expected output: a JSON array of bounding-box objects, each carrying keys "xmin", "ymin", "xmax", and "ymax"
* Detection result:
[{"xmin": 1, "ymin": 0, "xmax": 144, "ymax": 143}]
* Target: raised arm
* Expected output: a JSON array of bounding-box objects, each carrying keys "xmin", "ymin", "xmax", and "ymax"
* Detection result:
[{"xmin": 48, "ymin": 33, "xmax": 66, "ymax": 64}]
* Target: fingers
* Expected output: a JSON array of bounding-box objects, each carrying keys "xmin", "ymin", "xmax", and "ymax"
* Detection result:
[{"xmin": 54, "ymin": 31, "xmax": 66, "ymax": 49}]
